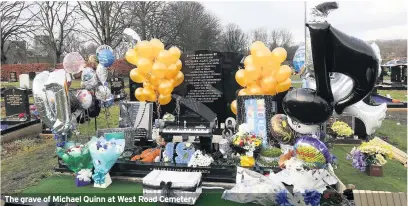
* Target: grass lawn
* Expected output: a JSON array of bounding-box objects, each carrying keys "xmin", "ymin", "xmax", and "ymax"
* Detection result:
[
  {"xmin": 374, "ymin": 119, "xmax": 407, "ymax": 152},
  {"xmin": 332, "ymin": 145, "xmax": 407, "ymax": 192},
  {"xmin": 21, "ymin": 175, "xmax": 256, "ymax": 206},
  {"xmin": 377, "ymin": 90, "xmax": 407, "ymax": 101}
]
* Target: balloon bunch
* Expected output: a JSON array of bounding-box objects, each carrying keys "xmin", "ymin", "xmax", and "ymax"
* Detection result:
[
  {"xmin": 231, "ymin": 41, "xmax": 292, "ymax": 115},
  {"xmin": 126, "ymin": 39, "xmax": 184, "ymax": 105}
]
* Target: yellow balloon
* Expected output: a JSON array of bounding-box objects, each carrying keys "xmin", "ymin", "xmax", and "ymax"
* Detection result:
[
  {"xmin": 168, "ymin": 46, "xmax": 181, "ymax": 63},
  {"xmin": 165, "ymin": 64, "xmax": 178, "ymax": 79},
  {"xmin": 244, "ymin": 55, "xmax": 254, "ymax": 68},
  {"xmin": 174, "ymin": 71, "xmax": 184, "ymax": 87},
  {"xmin": 158, "ymin": 94, "xmax": 172, "ymax": 105},
  {"xmin": 238, "ymin": 89, "xmax": 248, "ymax": 96},
  {"xmin": 250, "ymin": 41, "xmax": 266, "ymax": 55},
  {"xmin": 253, "ymin": 49, "xmax": 270, "ymax": 67},
  {"xmin": 158, "ymin": 79, "xmax": 174, "ymax": 95},
  {"xmin": 231, "ymin": 100, "xmax": 237, "ymax": 115},
  {"xmin": 130, "ymin": 68, "xmax": 146, "ymax": 83},
  {"xmin": 149, "ymin": 75, "xmax": 161, "ymax": 86},
  {"xmin": 260, "ymin": 76, "xmax": 277, "ymax": 93},
  {"xmin": 247, "ymin": 84, "xmax": 263, "ymax": 95},
  {"xmin": 276, "ymin": 78, "xmax": 292, "ymax": 93},
  {"xmin": 134, "ymin": 87, "xmax": 146, "ymax": 102},
  {"xmin": 175, "ymin": 59, "xmax": 183, "ymax": 71},
  {"xmin": 168, "ymin": 78, "xmax": 175, "ymax": 87},
  {"xmin": 125, "ymin": 49, "xmax": 139, "ymax": 65},
  {"xmin": 275, "ymin": 65, "xmax": 292, "ymax": 82},
  {"xmin": 143, "ymin": 87, "xmax": 156, "ymax": 102},
  {"xmin": 235, "ymin": 69, "xmax": 247, "ymax": 87},
  {"xmin": 143, "ymin": 81, "xmax": 156, "ymax": 91},
  {"xmin": 157, "ymin": 50, "xmax": 173, "ymax": 65},
  {"xmin": 150, "ymin": 38, "xmax": 165, "ymax": 58},
  {"xmin": 271, "ymin": 47, "xmax": 287, "ymax": 64},
  {"xmin": 151, "ymin": 61, "xmax": 167, "ymax": 78},
  {"xmin": 245, "ymin": 65, "xmax": 261, "ymax": 82},
  {"xmin": 136, "ymin": 40, "xmax": 154, "ymax": 58},
  {"xmin": 136, "ymin": 58, "xmax": 152, "ymax": 74}
]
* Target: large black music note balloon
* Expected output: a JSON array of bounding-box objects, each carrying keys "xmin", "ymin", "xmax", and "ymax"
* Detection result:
[{"xmin": 283, "ymin": 2, "xmax": 379, "ymax": 125}]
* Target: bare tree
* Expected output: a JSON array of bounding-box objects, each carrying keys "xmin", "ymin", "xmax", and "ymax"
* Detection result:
[
  {"xmin": 64, "ymin": 34, "xmax": 97, "ymax": 60},
  {"xmin": 0, "ymin": 2, "xmax": 35, "ymax": 64},
  {"xmin": 269, "ymin": 29, "xmax": 294, "ymax": 50},
  {"xmin": 34, "ymin": 1, "xmax": 79, "ymax": 64},
  {"xmin": 251, "ymin": 28, "xmax": 269, "ymax": 45},
  {"xmin": 77, "ymin": 1, "xmax": 130, "ymax": 49},
  {"xmin": 219, "ymin": 23, "xmax": 248, "ymax": 53},
  {"xmin": 164, "ymin": 2, "xmax": 221, "ymax": 51}
]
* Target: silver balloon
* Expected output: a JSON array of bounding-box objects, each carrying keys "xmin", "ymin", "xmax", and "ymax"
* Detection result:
[
  {"xmin": 371, "ymin": 43, "xmax": 382, "ymax": 78},
  {"xmin": 95, "ymin": 85, "xmax": 112, "ymax": 101},
  {"xmin": 76, "ymin": 90, "xmax": 93, "ymax": 110},
  {"xmin": 44, "ymin": 69, "xmax": 71, "ymax": 135},
  {"xmin": 33, "ymin": 71, "xmax": 56, "ymax": 129},
  {"xmin": 287, "ymin": 116, "xmax": 320, "ymax": 135},
  {"xmin": 96, "ymin": 63, "xmax": 108, "ymax": 83},
  {"xmin": 336, "ymin": 101, "xmax": 386, "ymax": 135},
  {"xmin": 303, "ymin": 73, "xmax": 354, "ymax": 104},
  {"xmin": 81, "ymin": 67, "xmax": 98, "ymax": 90},
  {"xmin": 123, "ymin": 28, "xmax": 141, "ymax": 47}
]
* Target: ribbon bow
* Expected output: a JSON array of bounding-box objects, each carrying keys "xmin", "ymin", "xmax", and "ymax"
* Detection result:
[
  {"xmin": 92, "ymin": 172, "xmax": 106, "ymax": 185},
  {"xmin": 160, "ymin": 181, "xmax": 173, "ymax": 198}
]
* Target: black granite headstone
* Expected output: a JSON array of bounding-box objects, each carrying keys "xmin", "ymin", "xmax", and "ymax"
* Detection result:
[
  {"xmin": 4, "ymin": 87, "xmax": 30, "ymax": 119},
  {"xmin": 110, "ymin": 77, "xmax": 125, "ymax": 98},
  {"xmin": 9, "ymin": 72, "xmax": 17, "ymax": 82}
]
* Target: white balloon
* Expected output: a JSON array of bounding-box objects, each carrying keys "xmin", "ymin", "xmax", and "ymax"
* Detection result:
[
  {"xmin": 63, "ymin": 52, "xmax": 86, "ymax": 74},
  {"xmin": 76, "ymin": 90, "xmax": 93, "ymax": 110},
  {"xmin": 287, "ymin": 116, "xmax": 320, "ymax": 135},
  {"xmin": 95, "ymin": 85, "xmax": 111, "ymax": 101},
  {"xmin": 96, "ymin": 64, "xmax": 108, "ymax": 83}
]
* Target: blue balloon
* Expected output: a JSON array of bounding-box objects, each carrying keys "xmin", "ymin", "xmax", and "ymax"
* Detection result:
[
  {"xmin": 98, "ymin": 49, "xmax": 115, "ymax": 67},
  {"xmin": 293, "ymin": 45, "xmax": 305, "ymax": 73}
]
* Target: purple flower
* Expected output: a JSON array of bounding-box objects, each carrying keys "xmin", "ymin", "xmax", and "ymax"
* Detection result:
[{"xmin": 349, "ymin": 149, "xmax": 367, "ymax": 172}]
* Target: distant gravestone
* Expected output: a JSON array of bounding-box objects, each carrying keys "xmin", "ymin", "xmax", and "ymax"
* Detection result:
[
  {"xmin": 19, "ymin": 74, "xmax": 30, "ymax": 89},
  {"xmin": 4, "ymin": 87, "xmax": 30, "ymax": 119},
  {"xmin": 110, "ymin": 77, "xmax": 125, "ymax": 99},
  {"xmin": 9, "ymin": 72, "xmax": 17, "ymax": 82},
  {"xmin": 29, "ymin": 72, "xmax": 36, "ymax": 81}
]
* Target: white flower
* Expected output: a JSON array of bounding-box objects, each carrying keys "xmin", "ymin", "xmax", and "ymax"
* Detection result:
[
  {"xmin": 77, "ymin": 169, "xmax": 92, "ymax": 182},
  {"xmin": 246, "ymin": 151, "xmax": 254, "ymax": 157},
  {"xmin": 238, "ymin": 123, "xmax": 249, "ymax": 135}
]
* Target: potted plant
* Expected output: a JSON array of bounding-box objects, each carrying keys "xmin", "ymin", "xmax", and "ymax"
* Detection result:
[
  {"xmin": 257, "ymin": 147, "xmax": 282, "ymax": 167},
  {"xmin": 331, "ymin": 121, "xmax": 353, "ymax": 139},
  {"xmin": 347, "ymin": 139, "xmax": 393, "ymax": 176}
]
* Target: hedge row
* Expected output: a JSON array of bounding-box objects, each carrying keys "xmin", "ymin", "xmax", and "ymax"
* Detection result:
[{"xmin": 0, "ymin": 59, "xmax": 134, "ymax": 81}]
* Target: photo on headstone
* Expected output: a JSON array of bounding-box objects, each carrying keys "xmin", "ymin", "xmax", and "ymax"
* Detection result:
[{"xmin": 118, "ymin": 102, "xmax": 153, "ymax": 140}]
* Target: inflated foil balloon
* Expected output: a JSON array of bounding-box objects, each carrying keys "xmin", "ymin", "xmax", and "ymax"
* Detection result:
[
  {"xmin": 33, "ymin": 71, "xmax": 56, "ymax": 129},
  {"xmin": 95, "ymin": 85, "xmax": 112, "ymax": 101},
  {"xmin": 293, "ymin": 45, "xmax": 305, "ymax": 73},
  {"xmin": 287, "ymin": 116, "xmax": 320, "ymax": 135},
  {"xmin": 81, "ymin": 67, "xmax": 98, "ymax": 90},
  {"xmin": 63, "ymin": 52, "xmax": 86, "ymax": 74},
  {"xmin": 88, "ymin": 99, "xmax": 101, "ymax": 118},
  {"xmin": 123, "ymin": 28, "xmax": 141, "ymax": 47},
  {"xmin": 270, "ymin": 114, "xmax": 295, "ymax": 144},
  {"xmin": 69, "ymin": 90, "xmax": 80, "ymax": 113},
  {"xmin": 96, "ymin": 45, "xmax": 113, "ymax": 56},
  {"xmin": 293, "ymin": 136, "xmax": 331, "ymax": 169},
  {"xmin": 304, "ymin": 73, "xmax": 353, "ymax": 104},
  {"xmin": 44, "ymin": 69, "xmax": 72, "ymax": 135},
  {"xmin": 98, "ymin": 49, "xmax": 115, "ymax": 67},
  {"xmin": 96, "ymin": 64, "xmax": 108, "ymax": 83},
  {"xmin": 76, "ymin": 90, "xmax": 93, "ymax": 110},
  {"xmin": 283, "ymin": 88, "xmax": 332, "ymax": 125}
]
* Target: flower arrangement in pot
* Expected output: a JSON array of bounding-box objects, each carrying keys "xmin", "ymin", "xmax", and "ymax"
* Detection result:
[
  {"xmin": 347, "ymin": 139, "xmax": 393, "ymax": 176},
  {"xmin": 331, "ymin": 121, "xmax": 353, "ymax": 139},
  {"xmin": 231, "ymin": 124, "xmax": 262, "ymax": 167},
  {"xmin": 257, "ymin": 147, "xmax": 282, "ymax": 167}
]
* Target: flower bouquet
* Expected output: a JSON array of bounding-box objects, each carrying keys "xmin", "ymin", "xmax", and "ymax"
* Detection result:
[
  {"xmin": 89, "ymin": 132, "xmax": 125, "ymax": 188},
  {"xmin": 55, "ymin": 141, "xmax": 93, "ymax": 187},
  {"xmin": 232, "ymin": 124, "xmax": 262, "ymax": 167},
  {"xmin": 347, "ymin": 139, "xmax": 393, "ymax": 175},
  {"xmin": 330, "ymin": 121, "xmax": 353, "ymax": 139}
]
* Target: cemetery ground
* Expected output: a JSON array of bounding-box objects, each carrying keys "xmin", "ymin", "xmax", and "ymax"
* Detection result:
[{"xmin": 1, "ymin": 75, "xmax": 407, "ymax": 195}]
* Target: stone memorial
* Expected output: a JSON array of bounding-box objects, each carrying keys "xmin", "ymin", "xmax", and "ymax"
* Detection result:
[
  {"xmin": 9, "ymin": 72, "xmax": 17, "ymax": 82},
  {"xmin": 29, "ymin": 72, "xmax": 36, "ymax": 81},
  {"xmin": 110, "ymin": 77, "xmax": 125, "ymax": 99},
  {"xmin": 19, "ymin": 74, "xmax": 30, "ymax": 89},
  {"xmin": 3, "ymin": 87, "xmax": 30, "ymax": 120}
]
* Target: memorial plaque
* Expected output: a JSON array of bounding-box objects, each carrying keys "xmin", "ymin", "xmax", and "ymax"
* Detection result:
[
  {"xmin": 119, "ymin": 102, "xmax": 153, "ymax": 139},
  {"xmin": 4, "ymin": 87, "xmax": 30, "ymax": 119},
  {"xmin": 9, "ymin": 72, "xmax": 17, "ymax": 82},
  {"xmin": 110, "ymin": 77, "xmax": 125, "ymax": 97}
]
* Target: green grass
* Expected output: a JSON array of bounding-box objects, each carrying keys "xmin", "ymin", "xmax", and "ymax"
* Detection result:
[
  {"xmin": 374, "ymin": 119, "xmax": 407, "ymax": 152},
  {"xmin": 377, "ymin": 90, "xmax": 407, "ymax": 101},
  {"xmin": 332, "ymin": 145, "xmax": 407, "ymax": 192},
  {"xmin": 21, "ymin": 176, "xmax": 257, "ymax": 206}
]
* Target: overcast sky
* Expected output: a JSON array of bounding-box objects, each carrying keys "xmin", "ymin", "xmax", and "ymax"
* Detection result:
[{"xmin": 200, "ymin": 0, "xmax": 407, "ymax": 44}]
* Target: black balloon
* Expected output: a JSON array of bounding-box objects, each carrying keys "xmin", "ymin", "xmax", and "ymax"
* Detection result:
[
  {"xmin": 307, "ymin": 22, "xmax": 378, "ymax": 114},
  {"xmin": 88, "ymin": 99, "xmax": 101, "ymax": 118},
  {"xmin": 283, "ymin": 88, "xmax": 333, "ymax": 125},
  {"xmin": 69, "ymin": 91, "xmax": 80, "ymax": 113}
]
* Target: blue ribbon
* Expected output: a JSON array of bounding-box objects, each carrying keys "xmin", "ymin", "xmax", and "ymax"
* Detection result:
[
  {"xmin": 275, "ymin": 190, "xmax": 293, "ymax": 206},
  {"xmin": 303, "ymin": 190, "xmax": 321, "ymax": 206},
  {"xmin": 92, "ymin": 172, "xmax": 106, "ymax": 185}
]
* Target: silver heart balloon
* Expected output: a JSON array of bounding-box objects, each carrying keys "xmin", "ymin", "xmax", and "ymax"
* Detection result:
[{"xmin": 96, "ymin": 63, "xmax": 108, "ymax": 84}]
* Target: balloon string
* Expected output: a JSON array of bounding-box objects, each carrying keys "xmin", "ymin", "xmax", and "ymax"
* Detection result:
[{"xmin": 155, "ymin": 98, "xmax": 161, "ymax": 120}]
